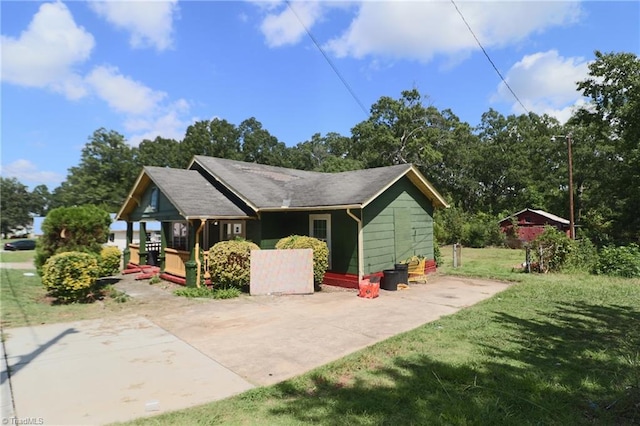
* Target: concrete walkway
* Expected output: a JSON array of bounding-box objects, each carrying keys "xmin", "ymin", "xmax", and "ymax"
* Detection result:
[{"xmin": 1, "ymin": 274, "xmax": 510, "ymax": 425}]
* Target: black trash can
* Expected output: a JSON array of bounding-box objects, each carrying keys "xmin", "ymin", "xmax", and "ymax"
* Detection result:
[
  {"xmin": 381, "ymin": 269, "xmax": 400, "ymax": 291},
  {"xmin": 394, "ymin": 263, "xmax": 409, "ymax": 286}
]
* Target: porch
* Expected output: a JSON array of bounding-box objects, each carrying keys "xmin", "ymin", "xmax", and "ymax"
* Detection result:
[{"xmin": 127, "ymin": 243, "xmax": 211, "ymax": 283}]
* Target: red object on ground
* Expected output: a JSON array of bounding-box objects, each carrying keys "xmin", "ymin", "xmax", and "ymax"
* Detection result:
[{"xmin": 358, "ymin": 278, "xmax": 379, "ymax": 299}]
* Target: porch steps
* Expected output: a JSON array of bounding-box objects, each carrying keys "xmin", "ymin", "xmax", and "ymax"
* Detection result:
[{"xmin": 122, "ymin": 264, "xmax": 160, "ymax": 278}]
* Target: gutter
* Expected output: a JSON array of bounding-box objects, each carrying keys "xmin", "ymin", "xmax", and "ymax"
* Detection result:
[{"xmin": 346, "ymin": 208, "xmax": 364, "ymax": 283}]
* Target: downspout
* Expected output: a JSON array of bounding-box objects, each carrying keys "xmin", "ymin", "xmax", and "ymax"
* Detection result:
[
  {"xmin": 195, "ymin": 219, "xmax": 206, "ymax": 288},
  {"xmin": 346, "ymin": 208, "xmax": 364, "ymax": 283}
]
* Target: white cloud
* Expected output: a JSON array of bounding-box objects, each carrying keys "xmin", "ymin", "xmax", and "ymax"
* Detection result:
[
  {"xmin": 85, "ymin": 65, "xmax": 167, "ymax": 115},
  {"xmin": 89, "ymin": 0, "xmax": 179, "ymax": 51},
  {"xmin": 492, "ymin": 50, "xmax": 590, "ymax": 122},
  {"xmin": 0, "ymin": 159, "xmax": 64, "ymax": 187},
  {"xmin": 0, "ymin": 2, "xmax": 94, "ymax": 99},
  {"xmin": 322, "ymin": 1, "xmax": 581, "ymax": 62},
  {"xmin": 259, "ymin": 1, "xmax": 324, "ymax": 47},
  {"xmin": 125, "ymin": 99, "xmax": 192, "ymax": 145}
]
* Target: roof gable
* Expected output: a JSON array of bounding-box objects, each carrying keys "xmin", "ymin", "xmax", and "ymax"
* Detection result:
[{"xmin": 117, "ymin": 167, "xmax": 250, "ymax": 220}]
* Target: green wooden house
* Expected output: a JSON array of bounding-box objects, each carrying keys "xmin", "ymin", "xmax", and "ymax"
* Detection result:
[{"xmin": 116, "ymin": 156, "xmax": 448, "ymax": 287}]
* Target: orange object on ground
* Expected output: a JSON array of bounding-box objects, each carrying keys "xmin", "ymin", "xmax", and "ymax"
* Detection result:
[{"xmin": 358, "ymin": 278, "xmax": 379, "ymax": 299}]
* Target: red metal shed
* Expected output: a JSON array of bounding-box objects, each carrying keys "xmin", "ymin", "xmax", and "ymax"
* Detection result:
[{"xmin": 499, "ymin": 208, "xmax": 571, "ymax": 248}]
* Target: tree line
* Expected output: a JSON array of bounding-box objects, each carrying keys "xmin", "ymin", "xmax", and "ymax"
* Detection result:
[{"xmin": 2, "ymin": 51, "xmax": 638, "ymax": 246}]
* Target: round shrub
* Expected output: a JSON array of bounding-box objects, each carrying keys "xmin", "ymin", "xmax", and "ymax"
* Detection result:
[
  {"xmin": 208, "ymin": 240, "xmax": 260, "ymax": 288},
  {"xmin": 99, "ymin": 246, "xmax": 122, "ymax": 277},
  {"xmin": 42, "ymin": 251, "xmax": 100, "ymax": 303},
  {"xmin": 275, "ymin": 235, "xmax": 329, "ymax": 285}
]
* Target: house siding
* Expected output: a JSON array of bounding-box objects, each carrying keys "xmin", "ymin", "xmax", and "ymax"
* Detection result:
[
  {"xmin": 258, "ymin": 210, "xmax": 358, "ymax": 275},
  {"xmin": 362, "ymin": 176, "xmax": 434, "ymax": 274}
]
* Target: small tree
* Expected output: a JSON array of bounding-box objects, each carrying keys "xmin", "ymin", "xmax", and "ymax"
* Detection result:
[
  {"xmin": 531, "ymin": 226, "xmax": 574, "ymax": 273},
  {"xmin": 35, "ymin": 205, "xmax": 112, "ymax": 274}
]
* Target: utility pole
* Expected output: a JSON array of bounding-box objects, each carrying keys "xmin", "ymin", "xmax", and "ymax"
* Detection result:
[
  {"xmin": 567, "ymin": 133, "xmax": 575, "ymax": 240},
  {"xmin": 552, "ymin": 134, "xmax": 575, "ymax": 240}
]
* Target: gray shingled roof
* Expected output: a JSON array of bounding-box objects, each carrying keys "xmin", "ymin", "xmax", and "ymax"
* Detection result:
[
  {"xmin": 144, "ymin": 166, "xmax": 249, "ymax": 218},
  {"xmin": 192, "ymin": 156, "xmax": 416, "ymax": 209}
]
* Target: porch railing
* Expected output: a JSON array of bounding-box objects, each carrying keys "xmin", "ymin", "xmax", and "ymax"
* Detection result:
[
  {"xmin": 129, "ymin": 244, "xmax": 140, "ymax": 265},
  {"xmin": 164, "ymin": 248, "xmax": 190, "ymax": 277},
  {"xmin": 127, "ymin": 244, "xmax": 210, "ymax": 279}
]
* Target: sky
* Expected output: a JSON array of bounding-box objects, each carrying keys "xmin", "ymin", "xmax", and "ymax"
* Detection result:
[{"xmin": 1, "ymin": 0, "xmax": 638, "ymax": 190}]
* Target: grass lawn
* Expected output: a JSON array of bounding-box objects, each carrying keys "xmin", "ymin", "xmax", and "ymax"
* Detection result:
[
  {"xmin": 0, "ymin": 249, "xmax": 37, "ymax": 264},
  {"xmin": 115, "ymin": 246, "xmax": 640, "ymax": 425},
  {"xmin": 0, "ymin": 267, "xmax": 140, "ymax": 328}
]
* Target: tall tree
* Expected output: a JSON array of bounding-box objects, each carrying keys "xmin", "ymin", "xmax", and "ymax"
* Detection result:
[
  {"xmin": 30, "ymin": 184, "xmax": 51, "ymax": 216},
  {"xmin": 181, "ymin": 119, "xmax": 241, "ymax": 164},
  {"xmin": 572, "ymin": 51, "xmax": 640, "ymax": 243},
  {"xmin": 0, "ymin": 177, "xmax": 32, "ymax": 236},
  {"xmin": 52, "ymin": 128, "xmax": 138, "ymax": 211},
  {"xmin": 350, "ymin": 89, "xmax": 443, "ymax": 168},
  {"xmin": 289, "ymin": 132, "xmax": 362, "ymax": 172},
  {"xmin": 239, "ymin": 117, "xmax": 290, "ymax": 167},
  {"xmin": 135, "ymin": 136, "xmax": 183, "ymax": 169}
]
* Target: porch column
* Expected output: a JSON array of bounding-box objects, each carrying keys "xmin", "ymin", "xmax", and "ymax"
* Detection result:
[
  {"xmin": 159, "ymin": 222, "xmax": 167, "ymax": 273},
  {"xmin": 123, "ymin": 221, "xmax": 133, "ymax": 267},
  {"xmin": 185, "ymin": 220, "xmax": 197, "ymax": 287},
  {"xmin": 139, "ymin": 222, "xmax": 148, "ymax": 265}
]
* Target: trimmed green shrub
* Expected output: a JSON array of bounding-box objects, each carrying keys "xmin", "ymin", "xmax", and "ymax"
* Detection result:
[
  {"xmin": 35, "ymin": 205, "xmax": 111, "ymax": 274},
  {"xmin": 42, "ymin": 251, "xmax": 100, "ymax": 303},
  {"xmin": 208, "ymin": 240, "xmax": 260, "ymax": 288},
  {"xmin": 594, "ymin": 244, "xmax": 640, "ymax": 278},
  {"xmin": 275, "ymin": 235, "xmax": 329, "ymax": 285},
  {"xmin": 99, "ymin": 246, "xmax": 122, "ymax": 277},
  {"xmin": 530, "ymin": 226, "xmax": 574, "ymax": 273}
]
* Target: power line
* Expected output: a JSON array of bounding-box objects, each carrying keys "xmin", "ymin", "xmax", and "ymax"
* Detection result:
[
  {"xmin": 286, "ymin": 1, "xmax": 369, "ymax": 116},
  {"xmin": 449, "ymin": 0, "xmax": 530, "ymax": 114}
]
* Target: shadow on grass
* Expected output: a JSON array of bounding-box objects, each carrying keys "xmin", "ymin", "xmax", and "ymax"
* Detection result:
[{"xmin": 269, "ymin": 302, "xmax": 639, "ymax": 425}]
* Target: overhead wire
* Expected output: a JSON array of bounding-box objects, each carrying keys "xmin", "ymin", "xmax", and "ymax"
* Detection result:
[
  {"xmin": 285, "ymin": 1, "xmax": 369, "ymax": 116},
  {"xmin": 449, "ymin": 0, "xmax": 530, "ymax": 114}
]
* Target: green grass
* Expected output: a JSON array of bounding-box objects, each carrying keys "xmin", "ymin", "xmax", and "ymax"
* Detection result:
[
  {"xmin": 0, "ymin": 268, "xmax": 138, "ymax": 328},
  {"xmin": 0, "ymin": 249, "xmax": 36, "ymax": 264},
  {"xmin": 116, "ymin": 247, "xmax": 640, "ymax": 426},
  {"xmin": 173, "ymin": 286, "xmax": 242, "ymax": 299}
]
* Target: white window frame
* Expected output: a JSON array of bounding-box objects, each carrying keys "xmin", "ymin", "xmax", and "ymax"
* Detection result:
[{"xmin": 309, "ymin": 214, "xmax": 331, "ymax": 269}]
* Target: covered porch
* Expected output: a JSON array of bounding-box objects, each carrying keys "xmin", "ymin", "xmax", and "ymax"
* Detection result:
[{"xmin": 116, "ymin": 166, "xmax": 256, "ymax": 287}]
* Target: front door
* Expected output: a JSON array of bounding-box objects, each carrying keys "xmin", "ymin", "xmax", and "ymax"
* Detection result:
[{"xmin": 309, "ymin": 214, "xmax": 331, "ymax": 268}]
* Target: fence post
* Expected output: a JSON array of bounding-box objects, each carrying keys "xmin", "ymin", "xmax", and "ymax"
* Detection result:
[{"xmin": 453, "ymin": 243, "xmax": 462, "ymax": 268}]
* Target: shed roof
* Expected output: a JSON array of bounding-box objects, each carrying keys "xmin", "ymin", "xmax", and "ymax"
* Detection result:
[
  {"xmin": 500, "ymin": 208, "xmax": 570, "ymax": 225},
  {"xmin": 191, "ymin": 156, "xmax": 448, "ymax": 210}
]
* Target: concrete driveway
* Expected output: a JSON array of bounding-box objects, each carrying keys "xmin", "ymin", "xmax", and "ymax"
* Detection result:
[{"xmin": 1, "ymin": 274, "xmax": 510, "ymax": 425}]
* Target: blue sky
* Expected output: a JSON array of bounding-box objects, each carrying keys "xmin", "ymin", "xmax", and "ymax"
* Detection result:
[{"xmin": 2, "ymin": 1, "xmax": 638, "ymax": 190}]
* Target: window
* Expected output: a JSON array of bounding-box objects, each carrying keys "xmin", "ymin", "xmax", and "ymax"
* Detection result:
[
  {"xmin": 309, "ymin": 214, "xmax": 331, "ymax": 269},
  {"xmin": 172, "ymin": 222, "xmax": 188, "ymax": 251},
  {"xmin": 145, "ymin": 187, "xmax": 159, "ymax": 213}
]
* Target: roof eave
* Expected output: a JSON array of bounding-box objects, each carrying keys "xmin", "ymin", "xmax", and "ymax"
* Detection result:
[
  {"xmin": 361, "ymin": 165, "xmax": 449, "ymax": 209},
  {"xmin": 116, "ymin": 169, "xmax": 150, "ymax": 221},
  {"xmin": 257, "ymin": 204, "xmax": 362, "ymax": 213}
]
